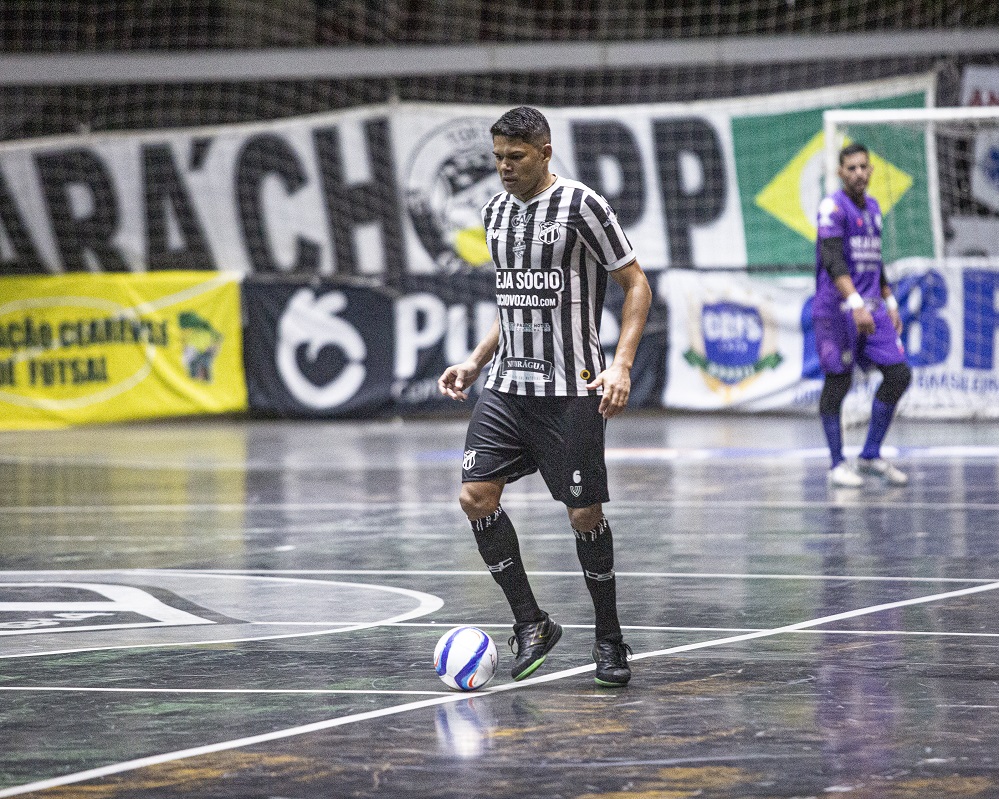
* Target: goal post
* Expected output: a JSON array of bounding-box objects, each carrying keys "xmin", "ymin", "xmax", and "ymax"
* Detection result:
[{"xmin": 823, "ymin": 105, "xmax": 999, "ymax": 261}]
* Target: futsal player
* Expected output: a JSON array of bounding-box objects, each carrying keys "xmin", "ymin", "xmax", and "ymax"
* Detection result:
[
  {"xmin": 815, "ymin": 142, "xmax": 911, "ymax": 488},
  {"xmin": 438, "ymin": 106, "xmax": 652, "ymax": 686}
]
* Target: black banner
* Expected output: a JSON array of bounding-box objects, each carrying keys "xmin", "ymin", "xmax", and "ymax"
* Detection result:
[{"xmin": 242, "ymin": 271, "xmax": 666, "ymax": 419}]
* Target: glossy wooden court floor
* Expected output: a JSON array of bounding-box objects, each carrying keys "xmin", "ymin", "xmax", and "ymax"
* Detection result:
[{"xmin": 2, "ymin": 411, "xmax": 998, "ymax": 798}]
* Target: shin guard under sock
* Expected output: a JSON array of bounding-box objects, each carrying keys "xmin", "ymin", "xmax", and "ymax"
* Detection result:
[
  {"xmin": 573, "ymin": 516, "xmax": 622, "ymax": 641},
  {"xmin": 471, "ymin": 506, "xmax": 542, "ymax": 625}
]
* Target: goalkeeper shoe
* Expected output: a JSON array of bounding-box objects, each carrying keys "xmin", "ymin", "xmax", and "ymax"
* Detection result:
[
  {"xmin": 508, "ymin": 612, "xmax": 563, "ymax": 681},
  {"xmin": 857, "ymin": 457, "xmax": 908, "ymax": 486},
  {"xmin": 828, "ymin": 462, "xmax": 864, "ymax": 488}
]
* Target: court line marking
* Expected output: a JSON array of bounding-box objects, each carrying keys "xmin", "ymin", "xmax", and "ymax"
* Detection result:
[
  {"xmin": 4, "ymin": 498, "xmax": 999, "ymax": 513},
  {"xmin": 0, "ymin": 686, "xmax": 450, "ymax": 696},
  {"xmin": 0, "ymin": 571, "xmax": 443, "ymax": 661},
  {"xmin": 2, "ymin": 578, "xmax": 998, "ymax": 798},
  {"xmin": 3, "ymin": 443, "xmax": 998, "ymax": 470},
  {"xmin": 186, "ymin": 568, "xmax": 999, "ymax": 584}
]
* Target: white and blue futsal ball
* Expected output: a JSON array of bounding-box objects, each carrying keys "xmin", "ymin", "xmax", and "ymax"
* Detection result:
[{"xmin": 434, "ymin": 626, "xmax": 497, "ymax": 691}]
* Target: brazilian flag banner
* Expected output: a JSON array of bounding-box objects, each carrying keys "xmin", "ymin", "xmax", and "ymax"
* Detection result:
[
  {"xmin": 733, "ymin": 90, "xmax": 933, "ymax": 267},
  {"xmin": 0, "ymin": 272, "xmax": 246, "ymax": 429}
]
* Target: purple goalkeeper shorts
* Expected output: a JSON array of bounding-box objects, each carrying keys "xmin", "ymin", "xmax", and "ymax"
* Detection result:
[{"xmin": 814, "ymin": 304, "xmax": 907, "ymax": 375}]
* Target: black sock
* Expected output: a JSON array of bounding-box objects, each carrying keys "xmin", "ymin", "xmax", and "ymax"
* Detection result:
[
  {"xmin": 471, "ymin": 506, "xmax": 543, "ymax": 625},
  {"xmin": 574, "ymin": 516, "xmax": 622, "ymax": 641}
]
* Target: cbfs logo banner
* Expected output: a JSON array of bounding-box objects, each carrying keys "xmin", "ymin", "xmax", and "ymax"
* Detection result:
[
  {"xmin": 0, "ymin": 271, "xmax": 246, "ymax": 429},
  {"xmin": 663, "ymin": 269, "xmax": 814, "ymax": 411}
]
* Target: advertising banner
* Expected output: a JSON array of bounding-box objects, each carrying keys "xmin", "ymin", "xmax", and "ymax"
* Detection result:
[
  {"xmin": 241, "ymin": 273, "xmax": 668, "ymax": 419},
  {"xmin": 0, "ymin": 272, "xmax": 246, "ymax": 429},
  {"xmin": 662, "ymin": 260, "xmax": 999, "ymax": 421},
  {"xmin": 892, "ymin": 257, "xmax": 999, "ymax": 419},
  {"xmin": 0, "ymin": 76, "xmax": 933, "ymax": 280},
  {"xmin": 663, "ymin": 269, "xmax": 817, "ymax": 412}
]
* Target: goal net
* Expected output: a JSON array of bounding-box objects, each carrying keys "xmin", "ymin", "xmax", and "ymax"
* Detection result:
[{"xmin": 823, "ymin": 106, "xmax": 999, "ymax": 262}]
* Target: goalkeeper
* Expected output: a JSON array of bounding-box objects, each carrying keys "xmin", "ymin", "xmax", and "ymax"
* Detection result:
[{"xmin": 814, "ymin": 142, "xmax": 911, "ymax": 488}]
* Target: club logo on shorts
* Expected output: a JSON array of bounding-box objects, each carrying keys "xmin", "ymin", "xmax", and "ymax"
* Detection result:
[
  {"xmin": 463, "ymin": 449, "xmax": 477, "ymax": 471},
  {"xmin": 570, "ymin": 469, "xmax": 582, "ymax": 498}
]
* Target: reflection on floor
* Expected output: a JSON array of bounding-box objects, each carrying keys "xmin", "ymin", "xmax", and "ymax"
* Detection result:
[{"xmin": 1, "ymin": 411, "xmax": 998, "ymax": 798}]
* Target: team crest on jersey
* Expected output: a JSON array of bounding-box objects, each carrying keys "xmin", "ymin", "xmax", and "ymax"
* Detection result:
[
  {"xmin": 683, "ymin": 296, "xmax": 783, "ymax": 394},
  {"xmin": 537, "ymin": 221, "xmax": 560, "ymax": 244}
]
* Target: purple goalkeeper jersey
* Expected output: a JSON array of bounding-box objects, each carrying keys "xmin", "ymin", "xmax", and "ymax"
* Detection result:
[{"xmin": 814, "ymin": 189, "xmax": 883, "ymax": 317}]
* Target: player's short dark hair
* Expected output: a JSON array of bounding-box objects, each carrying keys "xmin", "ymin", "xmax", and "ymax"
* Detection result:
[
  {"xmin": 490, "ymin": 106, "xmax": 551, "ymax": 148},
  {"xmin": 839, "ymin": 142, "xmax": 869, "ymax": 164}
]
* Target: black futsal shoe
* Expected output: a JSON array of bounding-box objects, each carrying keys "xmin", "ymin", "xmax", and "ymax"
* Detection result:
[
  {"xmin": 508, "ymin": 612, "xmax": 563, "ymax": 681},
  {"xmin": 592, "ymin": 637, "xmax": 633, "ymax": 686}
]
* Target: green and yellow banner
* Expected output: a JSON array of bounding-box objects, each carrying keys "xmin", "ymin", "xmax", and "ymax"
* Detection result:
[{"xmin": 0, "ymin": 272, "xmax": 247, "ymax": 429}]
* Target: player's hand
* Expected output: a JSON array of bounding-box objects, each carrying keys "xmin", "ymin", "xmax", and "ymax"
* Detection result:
[
  {"xmin": 587, "ymin": 364, "xmax": 631, "ymax": 419},
  {"xmin": 438, "ymin": 362, "xmax": 481, "ymax": 402},
  {"xmin": 852, "ymin": 307, "xmax": 876, "ymax": 336}
]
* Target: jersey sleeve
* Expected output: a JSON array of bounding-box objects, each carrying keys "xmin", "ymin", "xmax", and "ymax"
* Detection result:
[
  {"xmin": 816, "ymin": 195, "xmax": 846, "ymax": 241},
  {"xmin": 577, "ymin": 193, "xmax": 636, "ymax": 271}
]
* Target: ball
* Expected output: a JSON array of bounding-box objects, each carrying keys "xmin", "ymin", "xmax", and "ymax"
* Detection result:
[{"xmin": 433, "ymin": 626, "xmax": 497, "ymax": 691}]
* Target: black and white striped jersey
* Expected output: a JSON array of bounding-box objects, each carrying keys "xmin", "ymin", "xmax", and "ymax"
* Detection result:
[{"xmin": 481, "ymin": 175, "xmax": 636, "ymax": 397}]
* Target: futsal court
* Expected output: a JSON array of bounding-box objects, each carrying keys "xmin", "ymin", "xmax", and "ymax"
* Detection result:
[{"xmin": 1, "ymin": 410, "xmax": 998, "ymax": 798}]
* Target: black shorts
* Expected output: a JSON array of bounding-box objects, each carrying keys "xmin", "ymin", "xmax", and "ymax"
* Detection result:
[{"xmin": 462, "ymin": 388, "xmax": 609, "ymax": 508}]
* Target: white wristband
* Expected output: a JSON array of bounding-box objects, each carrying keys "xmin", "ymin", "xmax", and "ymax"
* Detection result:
[
  {"xmin": 846, "ymin": 292, "xmax": 864, "ymax": 310},
  {"xmin": 885, "ymin": 295, "xmax": 899, "ymax": 311}
]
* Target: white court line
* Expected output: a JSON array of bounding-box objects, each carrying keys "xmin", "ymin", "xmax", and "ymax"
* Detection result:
[
  {"xmin": 0, "ymin": 571, "xmax": 443, "ymax": 661},
  {"xmin": 2, "ymin": 578, "xmax": 998, "ymax": 798},
  {"xmin": 188, "ymin": 568, "xmax": 999, "ymax": 585},
  {"xmin": 4, "ymin": 498, "xmax": 999, "ymax": 513},
  {"xmin": 6, "ymin": 568, "xmax": 990, "ymax": 585},
  {"xmin": 0, "ymin": 686, "xmax": 449, "ymax": 696}
]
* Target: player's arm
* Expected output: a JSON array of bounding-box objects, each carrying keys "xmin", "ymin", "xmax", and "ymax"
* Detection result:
[
  {"xmin": 587, "ymin": 260, "xmax": 652, "ymax": 419},
  {"xmin": 822, "ymin": 236, "xmax": 875, "ymax": 335},
  {"xmin": 438, "ymin": 314, "xmax": 500, "ymax": 401}
]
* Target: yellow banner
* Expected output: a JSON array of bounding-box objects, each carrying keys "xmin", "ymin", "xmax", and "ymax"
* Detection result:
[{"xmin": 0, "ymin": 272, "xmax": 247, "ymax": 429}]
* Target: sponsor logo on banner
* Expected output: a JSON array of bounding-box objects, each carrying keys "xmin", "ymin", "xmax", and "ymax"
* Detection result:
[
  {"xmin": 403, "ymin": 117, "xmax": 572, "ymax": 272},
  {"xmin": 0, "ymin": 273, "xmax": 246, "ymax": 430},
  {"xmin": 276, "ymin": 288, "xmax": 367, "ymax": 409},
  {"xmin": 404, "ymin": 118, "xmax": 503, "ymax": 272},
  {"xmin": 683, "ymin": 299, "xmax": 783, "ymax": 390},
  {"xmin": 178, "ymin": 311, "xmax": 224, "ymax": 382}
]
